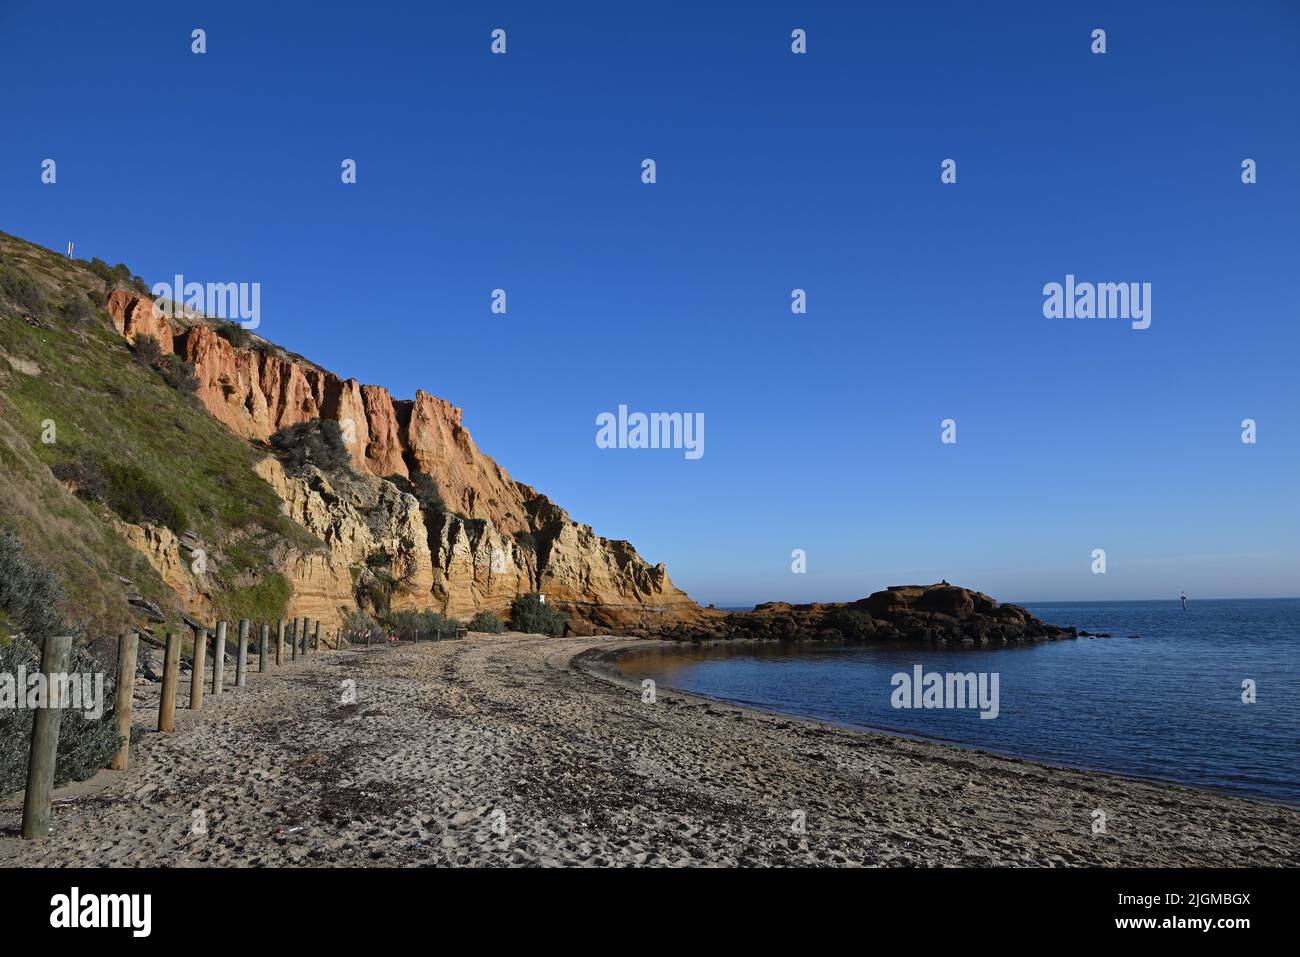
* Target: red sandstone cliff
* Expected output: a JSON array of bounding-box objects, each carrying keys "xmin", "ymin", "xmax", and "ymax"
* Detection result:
[{"xmin": 106, "ymin": 292, "xmax": 700, "ymax": 632}]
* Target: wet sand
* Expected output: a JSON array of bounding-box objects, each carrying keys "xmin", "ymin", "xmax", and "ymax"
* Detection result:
[{"xmin": 2, "ymin": 634, "xmax": 1297, "ymax": 867}]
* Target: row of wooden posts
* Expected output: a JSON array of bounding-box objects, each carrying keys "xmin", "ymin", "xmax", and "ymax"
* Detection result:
[{"xmin": 18, "ymin": 615, "xmax": 378, "ymax": 840}]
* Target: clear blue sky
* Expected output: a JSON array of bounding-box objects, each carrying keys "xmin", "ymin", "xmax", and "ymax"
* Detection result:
[{"xmin": 3, "ymin": 1, "xmax": 1297, "ymax": 604}]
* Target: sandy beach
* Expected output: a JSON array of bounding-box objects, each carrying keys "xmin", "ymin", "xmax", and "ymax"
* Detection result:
[{"xmin": 2, "ymin": 634, "xmax": 1297, "ymax": 867}]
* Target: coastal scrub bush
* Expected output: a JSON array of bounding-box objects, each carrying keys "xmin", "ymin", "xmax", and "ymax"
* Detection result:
[
  {"xmin": 0, "ymin": 262, "xmax": 47, "ymax": 316},
  {"xmin": 270, "ymin": 419, "xmax": 351, "ymax": 474},
  {"xmin": 132, "ymin": 335, "xmax": 200, "ymax": 396},
  {"xmin": 85, "ymin": 258, "xmax": 116, "ymax": 287},
  {"xmin": 0, "ymin": 527, "xmax": 65, "ymax": 641},
  {"xmin": 58, "ymin": 293, "xmax": 96, "ymax": 323},
  {"xmin": 132, "ymin": 334, "xmax": 162, "ymax": 366},
  {"xmin": 86, "ymin": 258, "xmax": 148, "ymax": 295},
  {"xmin": 509, "ymin": 593, "xmax": 567, "ymax": 637},
  {"xmin": 157, "ymin": 354, "xmax": 200, "ymax": 395},
  {"xmin": 343, "ymin": 609, "xmax": 383, "ymax": 644},
  {"xmin": 214, "ymin": 320, "xmax": 251, "ymax": 349},
  {"xmin": 384, "ymin": 609, "xmax": 460, "ymax": 641},
  {"xmin": 512, "ymin": 531, "xmax": 536, "ymax": 551},
  {"xmin": 50, "ymin": 452, "xmax": 189, "ymax": 532},
  {"xmin": 468, "ymin": 610, "xmax": 504, "ymax": 634},
  {"xmin": 358, "ymin": 572, "xmax": 395, "ymax": 615},
  {"xmin": 0, "ymin": 530, "xmax": 125, "ymax": 797},
  {"xmin": 0, "ymin": 635, "xmax": 128, "ymax": 797}
]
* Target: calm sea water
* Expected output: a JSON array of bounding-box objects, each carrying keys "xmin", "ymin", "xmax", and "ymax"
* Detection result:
[{"xmin": 617, "ymin": 599, "xmax": 1300, "ymax": 804}]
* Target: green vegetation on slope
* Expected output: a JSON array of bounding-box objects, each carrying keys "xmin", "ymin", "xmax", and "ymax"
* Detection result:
[{"xmin": 0, "ymin": 231, "xmax": 315, "ymax": 636}]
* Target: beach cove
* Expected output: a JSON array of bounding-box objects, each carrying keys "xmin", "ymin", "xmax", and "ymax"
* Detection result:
[{"xmin": 3, "ymin": 635, "xmax": 1297, "ymax": 867}]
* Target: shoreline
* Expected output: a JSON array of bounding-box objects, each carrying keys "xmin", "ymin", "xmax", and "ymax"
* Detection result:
[
  {"xmin": 2, "ymin": 635, "xmax": 1297, "ymax": 867},
  {"xmin": 583, "ymin": 639, "xmax": 1300, "ymax": 812}
]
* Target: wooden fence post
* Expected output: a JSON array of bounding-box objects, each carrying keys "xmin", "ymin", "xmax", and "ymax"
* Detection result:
[
  {"xmin": 290, "ymin": 619, "xmax": 298, "ymax": 661},
  {"xmin": 313, "ymin": 620, "xmax": 321, "ymax": 652},
  {"xmin": 21, "ymin": 634, "xmax": 73, "ymax": 839},
  {"xmin": 190, "ymin": 627, "xmax": 207, "ymax": 711},
  {"xmin": 212, "ymin": 621, "xmax": 226, "ymax": 694},
  {"xmin": 158, "ymin": 632, "xmax": 181, "ymax": 732},
  {"xmin": 109, "ymin": 632, "xmax": 138, "ymax": 771},
  {"xmin": 259, "ymin": 624, "xmax": 269, "ymax": 673},
  {"xmin": 236, "ymin": 618, "xmax": 249, "ymax": 688},
  {"xmin": 275, "ymin": 620, "xmax": 284, "ymax": 665},
  {"xmin": 366, "ymin": 629, "xmax": 372, "ymax": 649},
  {"xmin": 300, "ymin": 617, "xmax": 310, "ymax": 657}
]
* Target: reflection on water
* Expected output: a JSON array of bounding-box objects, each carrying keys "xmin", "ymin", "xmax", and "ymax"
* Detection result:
[{"xmin": 616, "ymin": 599, "xmax": 1300, "ymax": 805}]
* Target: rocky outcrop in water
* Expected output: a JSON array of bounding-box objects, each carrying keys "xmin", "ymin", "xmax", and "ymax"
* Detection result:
[{"xmin": 663, "ymin": 584, "xmax": 1076, "ymax": 644}]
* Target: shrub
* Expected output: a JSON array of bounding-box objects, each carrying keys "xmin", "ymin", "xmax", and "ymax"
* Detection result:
[
  {"xmin": 102, "ymin": 460, "xmax": 187, "ymax": 530},
  {"xmin": 384, "ymin": 609, "xmax": 460, "ymax": 642},
  {"xmin": 131, "ymin": 336, "xmax": 200, "ymax": 397},
  {"xmin": 343, "ymin": 609, "xmax": 383, "ymax": 645},
  {"xmin": 513, "ymin": 530, "xmax": 537, "ymax": 551},
  {"xmin": 158, "ymin": 354, "xmax": 200, "ymax": 395},
  {"xmin": 509, "ymin": 593, "xmax": 567, "ymax": 637},
  {"xmin": 58, "ymin": 293, "xmax": 96, "ymax": 323},
  {"xmin": 270, "ymin": 419, "xmax": 352, "ymax": 474},
  {"xmin": 132, "ymin": 334, "xmax": 162, "ymax": 366},
  {"xmin": 0, "ymin": 263, "xmax": 46, "ymax": 315},
  {"xmin": 0, "ymin": 634, "xmax": 127, "ymax": 797},
  {"xmin": 0, "ymin": 531, "xmax": 125, "ymax": 796},
  {"xmin": 214, "ymin": 320, "xmax": 251, "ymax": 349},
  {"xmin": 358, "ymin": 572, "xmax": 395, "ymax": 615},
  {"xmin": 50, "ymin": 452, "xmax": 188, "ymax": 531},
  {"xmin": 85, "ymin": 258, "xmax": 116, "ymax": 286},
  {"xmin": 86, "ymin": 258, "xmax": 147, "ymax": 295},
  {"xmin": 49, "ymin": 454, "xmax": 109, "ymax": 507},
  {"xmin": 468, "ymin": 610, "xmax": 504, "ymax": 634},
  {"xmin": 0, "ymin": 527, "xmax": 65, "ymax": 640}
]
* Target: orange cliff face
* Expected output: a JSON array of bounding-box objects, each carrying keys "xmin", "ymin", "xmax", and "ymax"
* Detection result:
[{"xmin": 105, "ymin": 291, "xmax": 701, "ymax": 633}]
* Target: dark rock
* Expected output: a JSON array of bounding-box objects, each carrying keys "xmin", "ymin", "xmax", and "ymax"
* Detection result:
[
  {"xmin": 685, "ymin": 581, "xmax": 1076, "ymax": 648},
  {"xmin": 127, "ymin": 596, "xmax": 165, "ymax": 623},
  {"xmin": 914, "ymin": 586, "xmax": 974, "ymax": 618}
]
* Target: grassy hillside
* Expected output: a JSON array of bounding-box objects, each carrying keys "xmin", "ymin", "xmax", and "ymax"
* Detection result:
[{"xmin": 0, "ymin": 230, "xmax": 316, "ymax": 639}]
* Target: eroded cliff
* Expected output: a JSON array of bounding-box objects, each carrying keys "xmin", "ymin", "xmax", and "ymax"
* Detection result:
[{"xmin": 105, "ymin": 291, "xmax": 699, "ymax": 632}]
